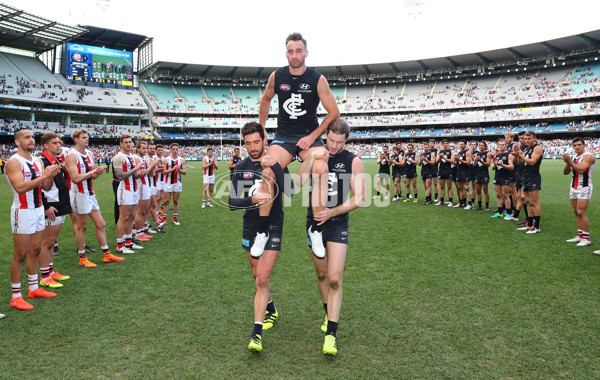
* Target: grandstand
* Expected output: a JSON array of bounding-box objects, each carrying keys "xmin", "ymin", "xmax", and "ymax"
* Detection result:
[
  {"xmin": 1, "ymin": 2, "xmax": 600, "ymax": 153},
  {"xmin": 0, "ymin": 3, "xmax": 152, "ymax": 143}
]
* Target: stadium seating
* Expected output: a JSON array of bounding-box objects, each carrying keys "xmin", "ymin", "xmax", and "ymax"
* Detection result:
[{"xmin": 0, "ymin": 52, "xmax": 146, "ymax": 109}]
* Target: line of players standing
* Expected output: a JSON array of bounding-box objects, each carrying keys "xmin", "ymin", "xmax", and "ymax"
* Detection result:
[
  {"xmin": 6, "ymin": 128, "xmax": 186, "ymax": 311},
  {"xmin": 375, "ymin": 131, "xmax": 544, "ymax": 233}
]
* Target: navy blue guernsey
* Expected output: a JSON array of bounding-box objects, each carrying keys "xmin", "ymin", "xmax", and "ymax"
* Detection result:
[
  {"xmin": 230, "ymin": 156, "xmax": 242, "ymax": 173},
  {"xmin": 274, "ymin": 66, "xmax": 322, "ymax": 138},
  {"xmin": 473, "ymin": 150, "xmax": 489, "ymax": 176},
  {"xmin": 229, "ymin": 159, "xmax": 293, "ymax": 221},
  {"xmin": 523, "ymin": 144, "xmax": 543, "ymax": 177},
  {"xmin": 494, "ymin": 152, "xmax": 512, "ymax": 179},
  {"xmin": 308, "ymin": 149, "xmax": 357, "ymax": 222},
  {"xmin": 438, "ymin": 149, "xmax": 453, "ymax": 171}
]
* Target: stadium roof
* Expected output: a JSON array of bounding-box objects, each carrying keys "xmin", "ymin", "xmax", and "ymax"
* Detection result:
[
  {"xmin": 71, "ymin": 25, "xmax": 150, "ymax": 53},
  {"xmin": 143, "ymin": 29, "xmax": 600, "ymax": 83},
  {"xmin": 0, "ymin": 2, "xmax": 86, "ymax": 54}
]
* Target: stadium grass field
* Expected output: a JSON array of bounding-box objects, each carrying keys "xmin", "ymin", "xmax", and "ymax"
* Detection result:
[{"xmin": 1, "ymin": 158, "xmax": 600, "ymax": 378}]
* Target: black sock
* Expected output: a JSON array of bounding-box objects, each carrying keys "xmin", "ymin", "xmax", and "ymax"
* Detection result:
[
  {"xmin": 514, "ymin": 209, "xmax": 521, "ymax": 218},
  {"xmin": 449, "ymin": 198, "xmax": 453, "ymax": 203},
  {"xmin": 534, "ymin": 216, "xmax": 541, "ymax": 229},
  {"xmin": 252, "ymin": 323, "xmax": 263, "ymax": 338},
  {"xmin": 485, "ymin": 201, "xmax": 489, "ymax": 209},
  {"xmin": 257, "ymin": 216, "xmax": 269, "ymax": 234},
  {"xmin": 267, "ymin": 300, "xmax": 276, "ymax": 314},
  {"xmin": 478, "ymin": 201, "xmax": 482, "ymax": 207},
  {"xmin": 312, "ymin": 219, "xmax": 323, "ymax": 233},
  {"xmin": 376, "ymin": 191, "xmax": 380, "ymax": 196},
  {"xmin": 522, "ymin": 203, "xmax": 528, "ymax": 217},
  {"xmin": 323, "ymin": 302, "xmax": 328, "ymax": 315},
  {"xmin": 440, "ymin": 197, "xmax": 444, "ymax": 203},
  {"xmin": 414, "ymin": 193, "xmax": 418, "ymax": 200},
  {"xmin": 509, "ymin": 196, "xmax": 514, "ymax": 212},
  {"xmin": 527, "ymin": 216, "xmax": 534, "ymax": 227},
  {"xmin": 435, "ymin": 193, "xmax": 438, "ymax": 199},
  {"xmin": 326, "ymin": 320, "xmax": 338, "ymax": 337}
]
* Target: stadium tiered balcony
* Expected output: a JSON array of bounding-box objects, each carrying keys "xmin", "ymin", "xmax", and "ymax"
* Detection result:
[
  {"xmin": 142, "ymin": 82, "xmax": 182, "ymax": 111},
  {"xmin": 0, "ymin": 53, "xmax": 146, "ymax": 110},
  {"xmin": 173, "ymin": 85, "xmax": 212, "ymax": 112}
]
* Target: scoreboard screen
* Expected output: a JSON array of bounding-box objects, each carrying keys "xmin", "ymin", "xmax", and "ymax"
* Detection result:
[{"xmin": 66, "ymin": 43, "xmax": 134, "ymax": 86}]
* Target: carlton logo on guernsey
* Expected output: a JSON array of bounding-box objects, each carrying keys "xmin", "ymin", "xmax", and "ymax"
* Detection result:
[
  {"xmin": 72, "ymin": 149, "xmax": 95, "ymax": 195},
  {"xmin": 8, "ymin": 154, "xmax": 43, "ymax": 209}
]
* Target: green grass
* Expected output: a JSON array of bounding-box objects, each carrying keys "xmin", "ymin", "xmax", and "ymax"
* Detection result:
[{"xmin": 1, "ymin": 159, "xmax": 600, "ymax": 378}]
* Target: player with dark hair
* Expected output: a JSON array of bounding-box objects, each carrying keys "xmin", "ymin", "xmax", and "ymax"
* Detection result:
[
  {"xmin": 229, "ymin": 121, "xmax": 293, "ymax": 353},
  {"xmin": 453, "ymin": 140, "xmax": 471, "ymax": 208},
  {"xmin": 514, "ymin": 131, "xmax": 544, "ymax": 233},
  {"xmin": 374, "ymin": 145, "xmax": 391, "ymax": 199},
  {"xmin": 296, "ymin": 118, "xmax": 365, "ymax": 356},
  {"xmin": 7, "ymin": 129, "xmax": 60, "ymax": 310},
  {"xmin": 229, "ymin": 147, "xmax": 242, "ymax": 180},
  {"xmin": 419, "ymin": 143, "xmax": 436, "ymax": 205},
  {"xmin": 429, "ymin": 139, "xmax": 439, "ymax": 202},
  {"xmin": 39, "ymin": 133, "xmax": 72, "ymax": 289},
  {"xmin": 202, "ymin": 148, "xmax": 218, "ymax": 208},
  {"xmin": 491, "ymin": 139, "xmax": 514, "ymax": 218},
  {"xmin": 162, "ymin": 143, "xmax": 187, "ymax": 224},
  {"xmin": 390, "ymin": 146, "xmax": 403, "ymax": 201},
  {"xmin": 472, "ymin": 141, "xmax": 492, "ymax": 211},
  {"xmin": 505, "ymin": 132, "xmax": 518, "ymax": 218},
  {"xmin": 511, "ymin": 131, "xmax": 528, "ymax": 224},
  {"xmin": 113, "ymin": 134, "xmax": 144, "ymax": 254},
  {"xmin": 436, "ymin": 139, "xmax": 454, "ymax": 206},
  {"xmin": 563, "ymin": 137, "xmax": 595, "ymax": 247},
  {"xmin": 254, "ymin": 32, "xmax": 340, "ymax": 259},
  {"xmin": 402, "ymin": 143, "xmax": 419, "ymax": 202}
]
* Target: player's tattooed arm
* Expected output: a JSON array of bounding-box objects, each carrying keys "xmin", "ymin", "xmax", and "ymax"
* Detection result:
[{"xmin": 112, "ymin": 155, "xmax": 138, "ymax": 180}]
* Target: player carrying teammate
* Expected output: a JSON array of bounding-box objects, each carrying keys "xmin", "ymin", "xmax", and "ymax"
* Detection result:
[
  {"xmin": 229, "ymin": 121, "xmax": 293, "ymax": 353},
  {"xmin": 296, "ymin": 119, "xmax": 365, "ymax": 356},
  {"xmin": 253, "ymin": 32, "xmax": 340, "ymax": 259}
]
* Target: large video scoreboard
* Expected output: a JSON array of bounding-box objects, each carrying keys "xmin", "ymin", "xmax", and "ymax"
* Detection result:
[{"xmin": 66, "ymin": 43, "xmax": 134, "ymax": 86}]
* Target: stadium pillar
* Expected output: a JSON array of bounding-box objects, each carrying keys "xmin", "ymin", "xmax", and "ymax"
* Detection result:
[
  {"xmin": 31, "ymin": 112, "xmax": 35, "ymax": 122},
  {"xmin": 103, "ymin": 116, "xmax": 107, "ymax": 125},
  {"xmin": 67, "ymin": 115, "xmax": 71, "ymax": 124}
]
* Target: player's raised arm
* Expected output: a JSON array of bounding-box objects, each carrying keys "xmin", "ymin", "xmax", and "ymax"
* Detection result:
[{"xmin": 259, "ymin": 72, "xmax": 276, "ymax": 143}]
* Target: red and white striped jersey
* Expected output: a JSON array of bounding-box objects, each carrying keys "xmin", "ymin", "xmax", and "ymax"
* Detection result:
[
  {"xmin": 571, "ymin": 152, "xmax": 595, "ymax": 189},
  {"xmin": 153, "ymin": 155, "xmax": 162, "ymax": 185},
  {"xmin": 58, "ymin": 147, "xmax": 71, "ymax": 190},
  {"xmin": 134, "ymin": 154, "xmax": 149, "ymax": 186},
  {"xmin": 7, "ymin": 154, "xmax": 43, "ymax": 209},
  {"xmin": 203, "ymin": 156, "xmax": 215, "ymax": 177},
  {"xmin": 116, "ymin": 152, "xmax": 137, "ymax": 192},
  {"xmin": 71, "ymin": 149, "xmax": 95, "ymax": 195},
  {"xmin": 164, "ymin": 156, "xmax": 181, "ymax": 184}
]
